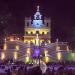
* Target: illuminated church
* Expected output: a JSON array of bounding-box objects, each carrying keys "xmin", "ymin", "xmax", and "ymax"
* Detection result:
[
  {"xmin": 0, "ymin": 6, "xmax": 74, "ymax": 64},
  {"xmin": 24, "ymin": 6, "xmax": 51, "ymax": 45}
]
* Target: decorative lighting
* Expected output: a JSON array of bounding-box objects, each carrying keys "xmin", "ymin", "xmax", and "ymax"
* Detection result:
[
  {"xmin": 44, "ymin": 56, "xmax": 50, "ymax": 63},
  {"xmin": 44, "ymin": 50, "xmax": 48, "ymax": 56},
  {"xmin": 48, "ymin": 40, "xmax": 51, "ymax": 44},
  {"xmin": 35, "ymin": 34, "xmax": 39, "ymax": 46},
  {"xmin": 35, "ymin": 50, "xmax": 40, "ymax": 56},
  {"xmin": 14, "ymin": 52, "xmax": 17, "ymax": 60},
  {"xmin": 25, "ymin": 56, "xmax": 30, "ymax": 63},
  {"xmin": 27, "ymin": 48, "xmax": 31, "ymax": 55},
  {"xmin": 57, "ymin": 52, "xmax": 62, "ymax": 60},
  {"xmin": 17, "ymin": 38, "xmax": 19, "ymax": 40},
  {"xmin": 15, "ymin": 45, "xmax": 19, "ymax": 50},
  {"xmin": 10, "ymin": 38, "xmax": 14, "ymax": 41},
  {"xmin": 3, "ymin": 43, "xmax": 7, "ymax": 50},
  {"xmin": 1, "ymin": 52, "xmax": 5, "ymax": 60}
]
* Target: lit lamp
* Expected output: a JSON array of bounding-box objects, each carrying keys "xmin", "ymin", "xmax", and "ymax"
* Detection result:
[
  {"xmin": 44, "ymin": 50, "xmax": 50, "ymax": 63},
  {"xmin": 35, "ymin": 34, "xmax": 39, "ymax": 46},
  {"xmin": 1, "ymin": 52, "xmax": 5, "ymax": 60},
  {"xmin": 26, "ymin": 56, "xmax": 30, "ymax": 63},
  {"xmin": 15, "ymin": 45, "xmax": 19, "ymax": 50},
  {"xmin": 57, "ymin": 52, "xmax": 62, "ymax": 61},
  {"xmin": 44, "ymin": 50, "xmax": 48, "ymax": 56},
  {"xmin": 3, "ymin": 43, "xmax": 7, "ymax": 50},
  {"xmin": 44, "ymin": 56, "xmax": 50, "ymax": 63},
  {"xmin": 14, "ymin": 52, "xmax": 17, "ymax": 60},
  {"xmin": 10, "ymin": 37, "xmax": 14, "ymax": 41},
  {"xmin": 27, "ymin": 48, "xmax": 31, "ymax": 56},
  {"xmin": 56, "ymin": 44, "xmax": 62, "ymax": 61},
  {"xmin": 3, "ymin": 38, "xmax": 7, "ymax": 50}
]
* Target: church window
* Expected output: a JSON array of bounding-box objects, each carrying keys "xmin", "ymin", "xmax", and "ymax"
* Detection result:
[
  {"xmin": 26, "ymin": 31, "xmax": 28, "ymax": 34},
  {"xmin": 31, "ymin": 32, "xmax": 33, "ymax": 34},
  {"xmin": 42, "ymin": 32, "xmax": 44, "ymax": 35}
]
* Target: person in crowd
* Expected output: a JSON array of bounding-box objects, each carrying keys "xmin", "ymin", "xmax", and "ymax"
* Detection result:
[{"xmin": 6, "ymin": 69, "xmax": 11, "ymax": 75}]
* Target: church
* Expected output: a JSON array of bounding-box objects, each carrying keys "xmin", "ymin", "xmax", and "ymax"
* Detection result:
[
  {"xmin": 0, "ymin": 6, "xmax": 74, "ymax": 64},
  {"xmin": 24, "ymin": 6, "xmax": 51, "ymax": 45}
]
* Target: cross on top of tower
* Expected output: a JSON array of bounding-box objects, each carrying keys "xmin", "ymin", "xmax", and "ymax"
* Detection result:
[{"xmin": 37, "ymin": 5, "xmax": 40, "ymax": 11}]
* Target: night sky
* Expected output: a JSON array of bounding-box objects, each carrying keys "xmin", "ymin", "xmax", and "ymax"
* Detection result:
[{"xmin": 0, "ymin": 0, "xmax": 75, "ymax": 49}]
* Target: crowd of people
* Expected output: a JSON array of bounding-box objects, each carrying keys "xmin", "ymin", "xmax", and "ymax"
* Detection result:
[{"xmin": 0, "ymin": 62, "xmax": 75, "ymax": 75}]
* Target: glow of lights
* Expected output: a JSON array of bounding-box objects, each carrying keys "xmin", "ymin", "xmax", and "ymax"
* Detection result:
[
  {"xmin": 1, "ymin": 52, "xmax": 5, "ymax": 60},
  {"xmin": 57, "ymin": 52, "xmax": 62, "ymax": 60},
  {"xmin": 10, "ymin": 38, "xmax": 14, "ymax": 41},
  {"xmin": 44, "ymin": 50, "xmax": 48, "ymax": 56},
  {"xmin": 16, "ymin": 45, "xmax": 19, "ymax": 50},
  {"xmin": 27, "ymin": 48, "xmax": 30, "ymax": 54},
  {"xmin": 31, "ymin": 39, "xmax": 35, "ymax": 44},
  {"xmin": 17, "ymin": 38, "xmax": 19, "ymax": 40},
  {"xmin": 35, "ymin": 50, "xmax": 40, "ymax": 56},
  {"xmin": 44, "ymin": 57, "xmax": 50, "ymax": 63},
  {"xmin": 33, "ymin": 20, "xmax": 43, "ymax": 28},
  {"xmin": 3, "ymin": 43, "xmax": 7, "ymax": 50},
  {"xmin": 45, "ymin": 43, "xmax": 47, "ymax": 46},
  {"xmin": 28, "ymin": 41, "xmax": 30, "ymax": 44},
  {"xmin": 25, "ymin": 28, "xmax": 49, "ymax": 35},
  {"xmin": 39, "ymin": 29, "xmax": 49, "ymax": 34},
  {"xmin": 28, "ymin": 31, "xmax": 31, "ymax": 34},
  {"xmin": 35, "ymin": 34, "xmax": 39, "ymax": 46},
  {"xmin": 14, "ymin": 52, "xmax": 17, "ymax": 60},
  {"xmin": 24, "ymin": 39, "xmax": 28, "ymax": 43},
  {"xmin": 4, "ymin": 38, "xmax": 6, "ymax": 42},
  {"xmin": 48, "ymin": 40, "xmax": 51, "ymax": 44},
  {"xmin": 25, "ymin": 56, "xmax": 30, "ymax": 63},
  {"xmin": 36, "ymin": 39, "xmax": 39, "ymax": 46}
]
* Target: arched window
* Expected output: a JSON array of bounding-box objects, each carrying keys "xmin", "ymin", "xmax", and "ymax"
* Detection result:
[
  {"xmin": 42, "ymin": 32, "xmax": 44, "ymax": 35},
  {"xmin": 31, "ymin": 32, "xmax": 33, "ymax": 34},
  {"xmin": 26, "ymin": 31, "xmax": 28, "ymax": 34}
]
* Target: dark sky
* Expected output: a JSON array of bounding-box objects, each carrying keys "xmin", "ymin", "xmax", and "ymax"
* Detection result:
[{"xmin": 0, "ymin": 0, "xmax": 75, "ymax": 49}]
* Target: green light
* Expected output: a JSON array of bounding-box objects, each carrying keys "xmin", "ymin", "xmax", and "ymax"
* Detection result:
[
  {"xmin": 64, "ymin": 52, "xmax": 75, "ymax": 61},
  {"xmin": 25, "ymin": 56, "xmax": 32, "ymax": 64}
]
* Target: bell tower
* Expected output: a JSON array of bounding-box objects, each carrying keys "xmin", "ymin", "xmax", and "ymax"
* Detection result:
[{"xmin": 24, "ymin": 6, "xmax": 51, "ymax": 45}]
